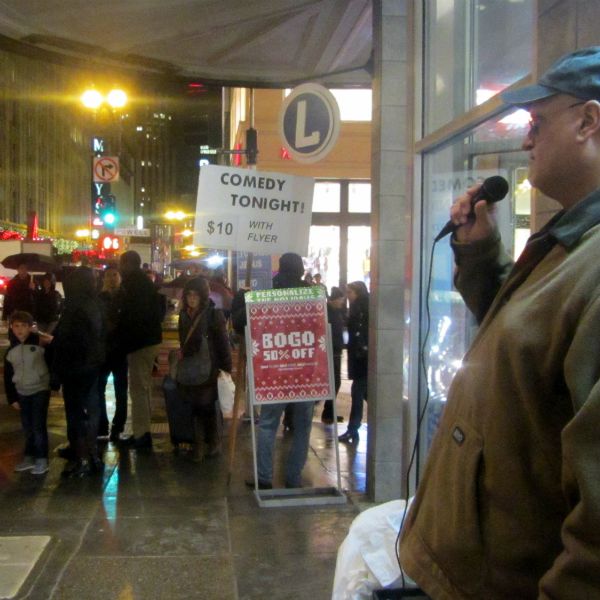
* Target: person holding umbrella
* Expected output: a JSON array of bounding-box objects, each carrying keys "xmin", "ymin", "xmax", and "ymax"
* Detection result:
[{"xmin": 2, "ymin": 263, "xmax": 35, "ymax": 323}]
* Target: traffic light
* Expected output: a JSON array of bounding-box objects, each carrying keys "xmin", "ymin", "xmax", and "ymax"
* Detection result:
[{"xmin": 100, "ymin": 194, "xmax": 117, "ymax": 227}]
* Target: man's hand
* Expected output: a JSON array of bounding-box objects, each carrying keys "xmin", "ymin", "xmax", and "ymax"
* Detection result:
[
  {"xmin": 11, "ymin": 402, "xmax": 20, "ymax": 410},
  {"xmin": 450, "ymin": 183, "xmax": 498, "ymax": 243}
]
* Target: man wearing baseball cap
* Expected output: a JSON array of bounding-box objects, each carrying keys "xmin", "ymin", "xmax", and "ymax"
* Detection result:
[{"xmin": 399, "ymin": 47, "xmax": 600, "ymax": 598}]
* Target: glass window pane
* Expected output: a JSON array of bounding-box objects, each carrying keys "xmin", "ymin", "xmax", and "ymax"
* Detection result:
[
  {"xmin": 312, "ymin": 182, "xmax": 340, "ymax": 212},
  {"xmin": 306, "ymin": 226, "xmax": 340, "ymax": 290},
  {"xmin": 330, "ymin": 89, "xmax": 372, "ymax": 121},
  {"xmin": 347, "ymin": 226, "xmax": 371, "ymax": 289},
  {"xmin": 419, "ymin": 113, "xmax": 531, "ymax": 462},
  {"xmin": 424, "ymin": 0, "xmax": 534, "ymax": 133},
  {"xmin": 348, "ymin": 182, "xmax": 371, "ymax": 213}
]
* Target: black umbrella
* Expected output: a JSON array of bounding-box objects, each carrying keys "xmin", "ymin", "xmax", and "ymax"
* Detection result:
[
  {"xmin": 1, "ymin": 252, "xmax": 58, "ymax": 272},
  {"xmin": 168, "ymin": 257, "xmax": 207, "ymax": 270},
  {"xmin": 160, "ymin": 273, "xmax": 194, "ymax": 289}
]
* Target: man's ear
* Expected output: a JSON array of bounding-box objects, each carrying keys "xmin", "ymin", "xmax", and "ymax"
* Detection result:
[{"xmin": 578, "ymin": 100, "xmax": 600, "ymax": 139}]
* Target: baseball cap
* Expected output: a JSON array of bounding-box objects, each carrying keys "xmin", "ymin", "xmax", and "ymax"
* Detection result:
[{"xmin": 502, "ymin": 46, "xmax": 600, "ymax": 107}]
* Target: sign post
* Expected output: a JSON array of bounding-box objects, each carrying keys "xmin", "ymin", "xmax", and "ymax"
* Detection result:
[{"xmin": 245, "ymin": 286, "xmax": 346, "ymax": 507}]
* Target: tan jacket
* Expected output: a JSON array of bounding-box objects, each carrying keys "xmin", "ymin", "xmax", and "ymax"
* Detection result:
[{"xmin": 400, "ymin": 191, "xmax": 600, "ymax": 599}]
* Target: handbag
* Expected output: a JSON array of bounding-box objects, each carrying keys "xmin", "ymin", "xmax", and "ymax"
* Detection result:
[
  {"xmin": 169, "ymin": 309, "xmax": 213, "ymax": 386},
  {"xmin": 217, "ymin": 370, "xmax": 235, "ymax": 413}
]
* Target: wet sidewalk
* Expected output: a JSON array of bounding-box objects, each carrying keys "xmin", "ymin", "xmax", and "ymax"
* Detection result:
[{"xmin": 0, "ymin": 343, "xmax": 368, "ymax": 599}]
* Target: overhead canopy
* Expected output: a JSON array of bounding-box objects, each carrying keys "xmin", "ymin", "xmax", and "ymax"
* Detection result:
[{"xmin": 0, "ymin": 0, "xmax": 372, "ymax": 88}]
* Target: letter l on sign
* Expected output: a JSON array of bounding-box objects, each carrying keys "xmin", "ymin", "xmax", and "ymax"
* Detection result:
[{"xmin": 295, "ymin": 100, "xmax": 320, "ymax": 148}]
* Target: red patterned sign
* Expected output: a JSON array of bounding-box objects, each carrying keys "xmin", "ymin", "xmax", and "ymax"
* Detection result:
[{"xmin": 245, "ymin": 287, "xmax": 333, "ymax": 404}]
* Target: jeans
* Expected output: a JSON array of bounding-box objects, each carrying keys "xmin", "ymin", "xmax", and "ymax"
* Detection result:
[
  {"xmin": 256, "ymin": 401, "xmax": 314, "ymax": 487},
  {"xmin": 62, "ymin": 370, "xmax": 100, "ymax": 461},
  {"xmin": 98, "ymin": 353, "xmax": 128, "ymax": 434},
  {"xmin": 18, "ymin": 390, "xmax": 50, "ymax": 459},
  {"xmin": 348, "ymin": 376, "xmax": 368, "ymax": 434},
  {"xmin": 128, "ymin": 345, "xmax": 160, "ymax": 437}
]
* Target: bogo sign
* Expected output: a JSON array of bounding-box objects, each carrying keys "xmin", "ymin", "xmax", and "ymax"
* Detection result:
[{"xmin": 245, "ymin": 287, "xmax": 333, "ymax": 404}]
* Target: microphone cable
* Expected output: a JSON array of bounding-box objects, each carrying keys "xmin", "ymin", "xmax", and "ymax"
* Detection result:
[{"xmin": 395, "ymin": 234, "xmax": 441, "ymax": 590}]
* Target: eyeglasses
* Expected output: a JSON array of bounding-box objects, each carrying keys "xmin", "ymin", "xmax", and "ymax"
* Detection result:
[{"xmin": 527, "ymin": 101, "xmax": 585, "ymax": 138}]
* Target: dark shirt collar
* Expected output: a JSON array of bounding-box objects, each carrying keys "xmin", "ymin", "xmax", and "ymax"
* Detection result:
[{"xmin": 546, "ymin": 187, "xmax": 600, "ymax": 249}]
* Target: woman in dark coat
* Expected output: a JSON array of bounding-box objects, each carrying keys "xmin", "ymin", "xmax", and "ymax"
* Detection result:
[
  {"xmin": 178, "ymin": 276, "xmax": 232, "ymax": 460},
  {"xmin": 97, "ymin": 267, "xmax": 128, "ymax": 441},
  {"xmin": 51, "ymin": 267, "xmax": 106, "ymax": 477},
  {"xmin": 338, "ymin": 280, "xmax": 369, "ymax": 443},
  {"xmin": 321, "ymin": 286, "xmax": 346, "ymax": 424},
  {"xmin": 34, "ymin": 272, "xmax": 62, "ymax": 334}
]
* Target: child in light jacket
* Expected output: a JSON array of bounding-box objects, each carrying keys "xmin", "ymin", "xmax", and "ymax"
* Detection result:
[{"xmin": 4, "ymin": 310, "xmax": 53, "ymax": 475}]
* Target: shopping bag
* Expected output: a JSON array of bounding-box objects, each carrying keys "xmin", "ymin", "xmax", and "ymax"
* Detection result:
[{"xmin": 217, "ymin": 370, "xmax": 235, "ymax": 413}]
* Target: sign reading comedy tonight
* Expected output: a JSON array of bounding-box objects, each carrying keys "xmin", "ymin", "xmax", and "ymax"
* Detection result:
[
  {"xmin": 245, "ymin": 286, "xmax": 333, "ymax": 405},
  {"xmin": 194, "ymin": 164, "xmax": 314, "ymax": 255},
  {"xmin": 279, "ymin": 83, "xmax": 341, "ymax": 164}
]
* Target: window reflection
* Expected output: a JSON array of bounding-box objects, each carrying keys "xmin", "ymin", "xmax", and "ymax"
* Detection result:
[
  {"xmin": 421, "ymin": 112, "xmax": 530, "ymax": 451},
  {"xmin": 425, "ymin": 0, "xmax": 534, "ymax": 134}
]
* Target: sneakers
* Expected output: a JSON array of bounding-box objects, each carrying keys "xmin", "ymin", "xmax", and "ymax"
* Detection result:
[
  {"xmin": 31, "ymin": 458, "xmax": 49, "ymax": 475},
  {"xmin": 14, "ymin": 456, "xmax": 35, "ymax": 472},
  {"xmin": 15, "ymin": 457, "xmax": 48, "ymax": 475}
]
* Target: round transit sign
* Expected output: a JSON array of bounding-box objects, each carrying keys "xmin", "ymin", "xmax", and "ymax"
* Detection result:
[{"xmin": 279, "ymin": 84, "xmax": 340, "ymax": 164}]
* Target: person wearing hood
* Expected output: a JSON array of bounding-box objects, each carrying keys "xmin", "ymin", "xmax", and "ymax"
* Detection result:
[
  {"xmin": 51, "ymin": 266, "xmax": 106, "ymax": 478},
  {"xmin": 176, "ymin": 276, "xmax": 232, "ymax": 460},
  {"xmin": 245, "ymin": 252, "xmax": 316, "ymax": 489}
]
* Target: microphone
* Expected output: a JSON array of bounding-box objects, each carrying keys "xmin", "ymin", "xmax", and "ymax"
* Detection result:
[{"xmin": 434, "ymin": 175, "xmax": 509, "ymax": 241}]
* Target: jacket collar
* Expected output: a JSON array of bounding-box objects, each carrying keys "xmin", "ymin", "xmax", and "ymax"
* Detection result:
[{"xmin": 547, "ymin": 187, "xmax": 600, "ymax": 249}]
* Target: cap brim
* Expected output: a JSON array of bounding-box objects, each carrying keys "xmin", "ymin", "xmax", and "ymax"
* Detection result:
[{"xmin": 501, "ymin": 84, "xmax": 558, "ymax": 107}]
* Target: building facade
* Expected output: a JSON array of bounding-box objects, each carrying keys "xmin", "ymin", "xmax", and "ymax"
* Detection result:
[{"xmin": 0, "ymin": 50, "xmax": 89, "ymax": 240}]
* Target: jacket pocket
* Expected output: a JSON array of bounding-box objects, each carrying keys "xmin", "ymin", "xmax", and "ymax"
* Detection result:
[{"xmin": 410, "ymin": 417, "xmax": 485, "ymax": 595}]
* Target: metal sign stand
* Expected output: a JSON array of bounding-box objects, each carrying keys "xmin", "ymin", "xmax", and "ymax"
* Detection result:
[{"xmin": 247, "ymin": 323, "xmax": 347, "ymax": 508}]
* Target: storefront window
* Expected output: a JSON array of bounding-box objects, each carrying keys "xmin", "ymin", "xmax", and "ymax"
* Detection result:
[
  {"xmin": 306, "ymin": 225, "xmax": 340, "ymax": 289},
  {"xmin": 313, "ymin": 182, "xmax": 340, "ymax": 212},
  {"xmin": 424, "ymin": 0, "xmax": 533, "ymax": 134},
  {"xmin": 348, "ymin": 226, "xmax": 371, "ymax": 288},
  {"xmin": 419, "ymin": 112, "xmax": 529, "ymax": 452},
  {"xmin": 348, "ymin": 182, "xmax": 371, "ymax": 213}
]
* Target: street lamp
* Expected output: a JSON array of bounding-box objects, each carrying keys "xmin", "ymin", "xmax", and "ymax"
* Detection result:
[
  {"xmin": 80, "ymin": 87, "xmax": 128, "ymax": 111},
  {"xmin": 164, "ymin": 210, "xmax": 186, "ymax": 221}
]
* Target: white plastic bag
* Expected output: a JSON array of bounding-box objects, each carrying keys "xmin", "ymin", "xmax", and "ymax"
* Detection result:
[
  {"xmin": 331, "ymin": 498, "xmax": 417, "ymax": 599},
  {"xmin": 217, "ymin": 370, "xmax": 235, "ymax": 413}
]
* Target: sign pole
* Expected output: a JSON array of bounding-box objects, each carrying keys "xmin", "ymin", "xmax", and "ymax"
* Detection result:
[{"xmin": 226, "ymin": 252, "xmax": 253, "ymax": 486}]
